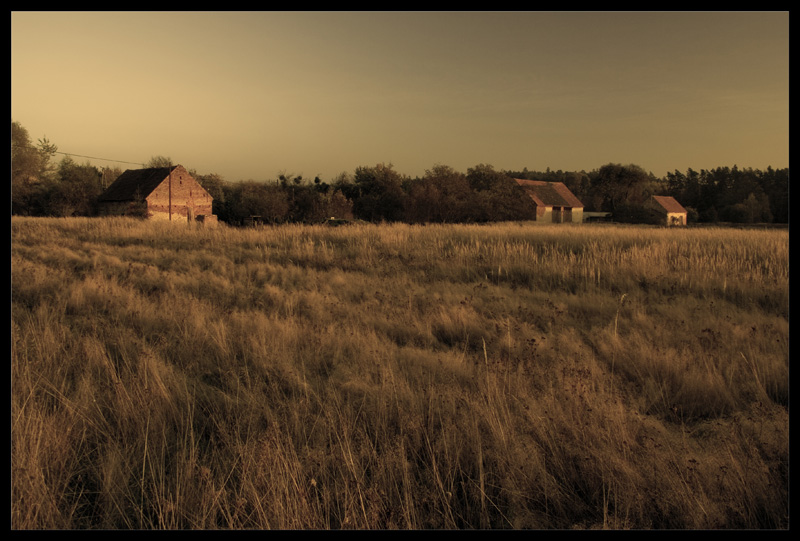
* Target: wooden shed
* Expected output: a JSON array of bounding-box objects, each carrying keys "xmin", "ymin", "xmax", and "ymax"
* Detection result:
[
  {"xmin": 98, "ymin": 164, "xmax": 216, "ymax": 224},
  {"xmin": 513, "ymin": 179, "xmax": 585, "ymax": 223},
  {"xmin": 646, "ymin": 195, "xmax": 688, "ymax": 226}
]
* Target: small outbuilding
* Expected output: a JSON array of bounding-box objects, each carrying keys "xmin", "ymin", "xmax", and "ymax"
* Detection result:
[
  {"xmin": 646, "ymin": 195, "xmax": 688, "ymax": 226},
  {"xmin": 513, "ymin": 179, "xmax": 585, "ymax": 223},
  {"xmin": 98, "ymin": 164, "xmax": 216, "ymax": 224}
]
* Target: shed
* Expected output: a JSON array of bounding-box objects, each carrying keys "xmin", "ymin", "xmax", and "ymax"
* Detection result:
[
  {"xmin": 646, "ymin": 195, "xmax": 688, "ymax": 226},
  {"xmin": 98, "ymin": 164, "xmax": 216, "ymax": 224},
  {"xmin": 513, "ymin": 179, "xmax": 585, "ymax": 223}
]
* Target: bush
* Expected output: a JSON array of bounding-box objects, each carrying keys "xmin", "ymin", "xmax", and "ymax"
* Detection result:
[{"xmin": 613, "ymin": 203, "xmax": 662, "ymax": 224}]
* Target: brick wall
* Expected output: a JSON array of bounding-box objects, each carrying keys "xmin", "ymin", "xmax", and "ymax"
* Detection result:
[{"xmin": 145, "ymin": 166, "xmax": 213, "ymax": 220}]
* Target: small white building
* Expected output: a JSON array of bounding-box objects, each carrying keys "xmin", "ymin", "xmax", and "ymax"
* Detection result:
[
  {"xmin": 646, "ymin": 195, "xmax": 688, "ymax": 226},
  {"xmin": 513, "ymin": 179, "xmax": 585, "ymax": 223}
]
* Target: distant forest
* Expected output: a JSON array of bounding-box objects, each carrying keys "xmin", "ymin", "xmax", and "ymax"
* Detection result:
[{"xmin": 12, "ymin": 121, "xmax": 788, "ymax": 225}]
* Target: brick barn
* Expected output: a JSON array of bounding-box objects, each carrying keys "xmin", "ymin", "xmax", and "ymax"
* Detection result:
[
  {"xmin": 98, "ymin": 164, "xmax": 216, "ymax": 224},
  {"xmin": 513, "ymin": 179, "xmax": 585, "ymax": 223},
  {"xmin": 646, "ymin": 195, "xmax": 688, "ymax": 226}
]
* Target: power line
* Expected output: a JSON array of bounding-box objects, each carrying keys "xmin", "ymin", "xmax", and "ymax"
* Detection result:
[
  {"xmin": 11, "ymin": 142, "xmax": 146, "ymax": 168},
  {"xmin": 52, "ymin": 150, "xmax": 145, "ymax": 167}
]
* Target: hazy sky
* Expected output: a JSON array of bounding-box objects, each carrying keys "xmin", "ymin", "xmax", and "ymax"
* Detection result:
[{"xmin": 11, "ymin": 11, "xmax": 789, "ymax": 182}]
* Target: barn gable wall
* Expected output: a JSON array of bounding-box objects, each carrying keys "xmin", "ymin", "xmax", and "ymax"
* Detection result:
[
  {"xmin": 145, "ymin": 166, "xmax": 213, "ymax": 220},
  {"xmin": 645, "ymin": 196, "xmax": 687, "ymax": 226}
]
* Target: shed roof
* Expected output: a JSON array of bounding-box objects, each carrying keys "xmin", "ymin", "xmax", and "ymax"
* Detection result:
[
  {"xmin": 651, "ymin": 195, "xmax": 687, "ymax": 214},
  {"xmin": 98, "ymin": 166, "xmax": 179, "ymax": 202},
  {"xmin": 513, "ymin": 179, "xmax": 584, "ymax": 208}
]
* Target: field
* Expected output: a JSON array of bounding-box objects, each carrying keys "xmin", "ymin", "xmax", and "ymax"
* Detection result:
[{"xmin": 11, "ymin": 217, "xmax": 789, "ymax": 529}]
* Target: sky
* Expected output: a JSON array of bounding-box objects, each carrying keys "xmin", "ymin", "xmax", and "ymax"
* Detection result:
[{"xmin": 11, "ymin": 11, "xmax": 789, "ymax": 183}]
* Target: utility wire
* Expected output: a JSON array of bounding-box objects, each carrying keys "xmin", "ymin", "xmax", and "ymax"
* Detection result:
[
  {"xmin": 52, "ymin": 150, "xmax": 145, "ymax": 167},
  {"xmin": 11, "ymin": 142, "xmax": 146, "ymax": 168}
]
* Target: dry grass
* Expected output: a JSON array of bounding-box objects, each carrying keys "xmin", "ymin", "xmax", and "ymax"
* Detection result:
[{"xmin": 11, "ymin": 217, "xmax": 789, "ymax": 529}]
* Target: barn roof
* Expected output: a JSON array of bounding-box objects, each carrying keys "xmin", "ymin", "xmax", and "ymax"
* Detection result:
[
  {"xmin": 651, "ymin": 195, "xmax": 687, "ymax": 214},
  {"xmin": 98, "ymin": 166, "xmax": 179, "ymax": 202},
  {"xmin": 513, "ymin": 179, "xmax": 584, "ymax": 208}
]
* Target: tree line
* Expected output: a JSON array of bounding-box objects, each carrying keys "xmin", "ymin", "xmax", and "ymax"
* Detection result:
[{"xmin": 12, "ymin": 121, "xmax": 788, "ymax": 225}]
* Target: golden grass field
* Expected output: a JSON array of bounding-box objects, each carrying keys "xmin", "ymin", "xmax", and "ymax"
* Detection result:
[{"xmin": 11, "ymin": 217, "xmax": 789, "ymax": 529}]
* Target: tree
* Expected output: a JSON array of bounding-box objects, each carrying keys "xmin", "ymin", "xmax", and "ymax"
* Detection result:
[
  {"xmin": 590, "ymin": 163, "xmax": 656, "ymax": 212},
  {"xmin": 402, "ymin": 165, "xmax": 475, "ymax": 223},
  {"xmin": 11, "ymin": 121, "xmax": 58, "ymax": 215},
  {"xmin": 351, "ymin": 163, "xmax": 407, "ymax": 222},
  {"xmin": 320, "ymin": 189, "xmax": 354, "ymax": 221},
  {"xmin": 683, "ymin": 168, "xmax": 702, "ymax": 211},
  {"xmin": 761, "ymin": 166, "xmax": 788, "ymax": 223},
  {"xmin": 404, "ymin": 178, "xmax": 443, "ymax": 223},
  {"xmin": 222, "ymin": 181, "xmax": 289, "ymax": 225},
  {"xmin": 466, "ymin": 163, "xmax": 506, "ymax": 192},
  {"xmin": 146, "ymin": 155, "xmax": 173, "ymax": 168},
  {"xmin": 721, "ymin": 192, "xmax": 772, "ymax": 224},
  {"xmin": 613, "ymin": 202, "xmax": 662, "ymax": 225},
  {"xmin": 12, "ymin": 121, "xmax": 40, "ymax": 215},
  {"xmin": 287, "ymin": 183, "xmax": 326, "ymax": 222},
  {"xmin": 665, "ymin": 169, "xmax": 686, "ymax": 198},
  {"xmin": 40, "ymin": 157, "xmax": 104, "ymax": 217},
  {"xmin": 562, "ymin": 171, "xmax": 592, "ymax": 206},
  {"xmin": 466, "ymin": 164, "xmax": 535, "ymax": 222},
  {"xmin": 193, "ymin": 171, "xmax": 227, "ymax": 216},
  {"xmin": 100, "ymin": 166, "xmax": 124, "ymax": 191}
]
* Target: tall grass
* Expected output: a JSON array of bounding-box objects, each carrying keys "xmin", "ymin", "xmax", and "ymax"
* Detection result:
[{"xmin": 11, "ymin": 217, "xmax": 788, "ymax": 529}]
